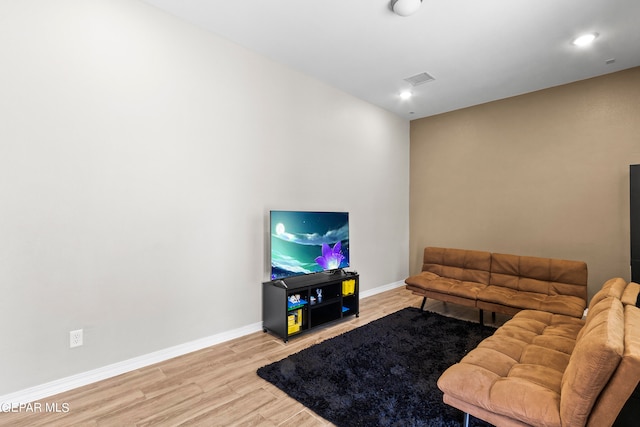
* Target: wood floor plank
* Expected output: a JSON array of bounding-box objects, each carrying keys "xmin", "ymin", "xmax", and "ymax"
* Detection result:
[
  {"xmin": 95, "ymin": 383, "xmax": 203, "ymax": 427},
  {"xmin": 0, "ymin": 287, "xmax": 505, "ymax": 426},
  {"xmin": 177, "ymin": 388, "xmax": 276, "ymax": 425},
  {"xmin": 256, "ymin": 388, "xmax": 308, "ymax": 425},
  {"xmin": 277, "ymin": 409, "xmax": 329, "ymax": 427},
  {"xmin": 135, "ymin": 384, "xmax": 239, "ymax": 427}
]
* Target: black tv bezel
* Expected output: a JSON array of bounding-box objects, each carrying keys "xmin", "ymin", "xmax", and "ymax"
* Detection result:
[{"xmin": 269, "ymin": 210, "xmax": 350, "ymax": 281}]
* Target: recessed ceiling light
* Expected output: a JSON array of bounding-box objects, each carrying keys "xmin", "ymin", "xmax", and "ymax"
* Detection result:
[
  {"xmin": 391, "ymin": 0, "xmax": 423, "ymax": 17},
  {"xmin": 572, "ymin": 33, "xmax": 599, "ymax": 47},
  {"xmin": 399, "ymin": 91, "xmax": 412, "ymax": 100}
]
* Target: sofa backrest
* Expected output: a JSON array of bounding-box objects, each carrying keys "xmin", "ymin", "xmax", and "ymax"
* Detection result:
[
  {"xmin": 587, "ymin": 277, "xmax": 628, "ymax": 311},
  {"xmin": 560, "ymin": 295, "xmax": 624, "ymax": 427},
  {"xmin": 621, "ymin": 281, "xmax": 640, "ymax": 307},
  {"xmin": 422, "ymin": 247, "xmax": 491, "ymax": 285},
  {"xmin": 489, "ymin": 253, "xmax": 588, "ymax": 300},
  {"xmin": 587, "ymin": 304, "xmax": 640, "ymax": 426}
]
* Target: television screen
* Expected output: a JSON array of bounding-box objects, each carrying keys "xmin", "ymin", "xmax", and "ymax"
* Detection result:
[{"xmin": 270, "ymin": 210, "xmax": 350, "ymax": 280}]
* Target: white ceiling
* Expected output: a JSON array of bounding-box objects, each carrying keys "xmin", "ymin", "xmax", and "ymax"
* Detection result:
[{"xmin": 141, "ymin": 0, "xmax": 640, "ymax": 120}]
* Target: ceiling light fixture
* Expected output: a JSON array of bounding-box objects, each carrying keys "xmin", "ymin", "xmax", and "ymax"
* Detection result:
[
  {"xmin": 572, "ymin": 33, "xmax": 599, "ymax": 47},
  {"xmin": 391, "ymin": 0, "xmax": 423, "ymax": 17},
  {"xmin": 399, "ymin": 91, "xmax": 412, "ymax": 100}
]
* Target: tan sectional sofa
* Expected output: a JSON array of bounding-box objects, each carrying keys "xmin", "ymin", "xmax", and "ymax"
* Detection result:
[
  {"xmin": 437, "ymin": 277, "xmax": 640, "ymax": 427},
  {"xmin": 405, "ymin": 247, "xmax": 588, "ymax": 324}
]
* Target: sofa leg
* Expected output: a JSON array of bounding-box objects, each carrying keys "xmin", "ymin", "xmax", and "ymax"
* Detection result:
[
  {"xmin": 463, "ymin": 412, "xmax": 470, "ymax": 427},
  {"xmin": 420, "ymin": 297, "xmax": 427, "ymax": 311},
  {"xmin": 479, "ymin": 309, "xmax": 484, "ymax": 326}
]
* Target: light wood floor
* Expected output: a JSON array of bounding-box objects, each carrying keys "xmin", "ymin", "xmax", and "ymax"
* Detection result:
[{"xmin": 0, "ymin": 287, "xmax": 510, "ymax": 427}]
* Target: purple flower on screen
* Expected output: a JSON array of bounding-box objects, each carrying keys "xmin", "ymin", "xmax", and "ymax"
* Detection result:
[{"xmin": 315, "ymin": 242, "xmax": 345, "ymax": 270}]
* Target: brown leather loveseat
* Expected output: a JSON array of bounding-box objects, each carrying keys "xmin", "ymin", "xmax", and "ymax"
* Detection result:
[
  {"xmin": 405, "ymin": 247, "xmax": 588, "ymax": 324},
  {"xmin": 437, "ymin": 277, "xmax": 640, "ymax": 427}
]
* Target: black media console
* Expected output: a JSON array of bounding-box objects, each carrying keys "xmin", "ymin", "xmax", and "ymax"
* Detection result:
[{"xmin": 262, "ymin": 271, "xmax": 359, "ymax": 342}]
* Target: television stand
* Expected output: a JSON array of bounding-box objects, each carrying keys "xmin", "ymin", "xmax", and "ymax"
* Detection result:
[{"xmin": 262, "ymin": 272, "xmax": 359, "ymax": 342}]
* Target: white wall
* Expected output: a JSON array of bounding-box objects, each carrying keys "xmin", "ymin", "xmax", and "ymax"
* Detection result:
[{"xmin": 0, "ymin": 0, "xmax": 409, "ymax": 395}]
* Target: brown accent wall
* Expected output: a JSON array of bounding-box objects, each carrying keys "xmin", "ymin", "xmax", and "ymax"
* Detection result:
[{"xmin": 410, "ymin": 67, "xmax": 640, "ymax": 298}]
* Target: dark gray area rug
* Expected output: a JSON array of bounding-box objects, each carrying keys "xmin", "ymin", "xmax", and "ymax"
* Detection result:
[{"xmin": 257, "ymin": 307, "xmax": 495, "ymax": 427}]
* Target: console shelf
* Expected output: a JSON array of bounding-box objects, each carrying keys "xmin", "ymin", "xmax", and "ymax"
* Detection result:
[{"xmin": 262, "ymin": 271, "xmax": 359, "ymax": 342}]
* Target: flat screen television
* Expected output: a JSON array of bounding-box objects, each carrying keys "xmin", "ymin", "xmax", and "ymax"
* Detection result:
[{"xmin": 270, "ymin": 210, "xmax": 350, "ymax": 280}]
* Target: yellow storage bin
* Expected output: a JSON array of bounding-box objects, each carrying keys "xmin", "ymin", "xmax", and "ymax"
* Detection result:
[
  {"xmin": 288, "ymin": 324, "xmax": 300, "ymax": 334},
  {"xmin": 287, "ymin": 309, "xmax": 303, "ymax": 335},
  {"xmin": 342, "ymin": 279, "xmax": 356, "ymax": 296}
]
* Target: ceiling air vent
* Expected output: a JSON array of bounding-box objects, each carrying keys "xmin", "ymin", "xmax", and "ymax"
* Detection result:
[{"xmin": 403, "ymin": 72, "xmax": 435, "ymax": 86}]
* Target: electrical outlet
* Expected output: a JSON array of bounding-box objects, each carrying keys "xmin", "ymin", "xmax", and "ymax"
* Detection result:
[{"xmin": 69, "ymin": 329, "xmax": 83, "ymax": 348}]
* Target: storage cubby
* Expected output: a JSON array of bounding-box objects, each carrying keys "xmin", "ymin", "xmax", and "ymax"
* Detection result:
[{"xmin": 262, "ymin": 271, "xmax": 359, "ymax": 342}]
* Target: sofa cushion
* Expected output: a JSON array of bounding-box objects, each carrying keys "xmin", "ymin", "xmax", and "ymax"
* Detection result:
[
  {"xmin": 421, "ymin": 247, "xmax": 491, "ymax": 285},
  {"xmin": 477, "ymin": 286, "xmax": 587, "ymax": 318},
  {"xmin": 404, "ymin": 272, "xmax": 487, "ymax": 299},
  {"xmin": 560, "ymin": 297, "xmax": 624, "ymax": 427}
]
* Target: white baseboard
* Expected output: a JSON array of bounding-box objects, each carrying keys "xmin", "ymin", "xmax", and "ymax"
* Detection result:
[
  {"xmin": 0, "ymin": 280, "xmax": 406, "ymax": 404},
  {"xmin": 360, "ymin": 280, "xmax": 406, "ymax": 299},
  {"xmin": 0, "ymin": 322, "xmax": 263, "ymax": 405}
]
